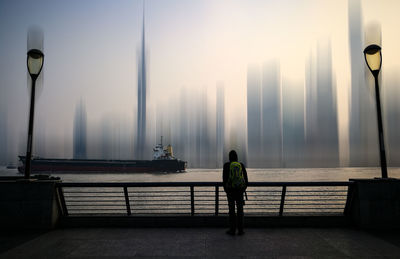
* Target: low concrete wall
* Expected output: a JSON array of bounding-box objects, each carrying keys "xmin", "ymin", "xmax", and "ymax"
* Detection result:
[
  {"xmin": 0, "ymin": 180, "xmax": 61, "ymax": 229},
  {"xmin": 348, "ymin": 178, "xmax": 400, "ymax": 229}
]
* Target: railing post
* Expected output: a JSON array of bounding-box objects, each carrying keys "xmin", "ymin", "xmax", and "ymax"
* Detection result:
[
  {"xmin": 190, "ymin": 185, "xmax": 195, "ymax": 216},
  {"xmin": 279, "ymin": 185, "xmax": 287, "ymax": 216},
  {"xmin": 344, "ymin": 183, "xmax": 355, "ymax": 216},
  {"xmin": 57, "ymin": 186, "xmax": 68, "ymax": 216},
  {"xmin": 123, "ymin": 187, "xmax": 131, "ymax": 216},
  {"xmin": 215, "ymin": 186, "xmax": 219, "ymax": 216}
]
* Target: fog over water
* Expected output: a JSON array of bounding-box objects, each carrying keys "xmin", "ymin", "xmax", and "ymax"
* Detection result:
[{"xmin": 1, "ymin": 0, "xmax": 400, "ymax": 169}]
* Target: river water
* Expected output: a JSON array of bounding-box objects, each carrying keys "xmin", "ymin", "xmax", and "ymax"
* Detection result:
[{"xmin": 1, "ymin": 166, "xmax": 399, "ymax": 182}]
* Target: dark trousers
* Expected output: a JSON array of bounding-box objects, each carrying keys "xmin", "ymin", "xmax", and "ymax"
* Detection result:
[{"xmin": 226, "ymin": 190, "xmax": 244, "ymax": 232}]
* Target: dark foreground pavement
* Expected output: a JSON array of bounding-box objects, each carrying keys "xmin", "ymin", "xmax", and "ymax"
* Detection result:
[{"xmin": 1, "ymin": 228, "xmax": 399, "ymax": 258}]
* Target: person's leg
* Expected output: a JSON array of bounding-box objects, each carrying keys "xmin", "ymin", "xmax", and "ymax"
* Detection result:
[
  {"xmin": 236, "ymin": 192, "xmax": 244, "ymax": 234},
  {"xmin": 227, "ymin": 193, "xmax": 236, "ymax": 234}
]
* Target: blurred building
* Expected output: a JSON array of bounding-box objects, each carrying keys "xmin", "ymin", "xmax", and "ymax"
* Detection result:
[
  {"xmin": 177, "ymin": 88, "xmax": 189, "ymax": 164},
  {"xmin": 198, "ymin": 90, "xmax": 210, "ymax": 167},
  {"xmin": 305, "ymin": 41, "xmax": 339, "ymax": 167},
  {"xmin": 281, "ymin": 78, "xmax": 306, "ymax": 167},
  {"xmin": 261, "ymin": 61, "xmax": 282, "ymax": 167},
  {"xmin": 384, "ymin": 73, "xmax": 400, "ymax": 166},
  {"xmin": 348, "ymin": 0, "xmax": 379, "ymax": 166},
  {"xmin": 73, "ymin": 100, "xmax": 87, "ymax": 159},
  {"xmin": 247, "ymin": 64, "xmax": 262, "ymax": 167},
  {"xmin": 135, "ymin": 10, "xmax": 147, "ymax": 159},
  {"xmin": 216, "ymin": 84, "xmax": 225, "ymax": 168}
]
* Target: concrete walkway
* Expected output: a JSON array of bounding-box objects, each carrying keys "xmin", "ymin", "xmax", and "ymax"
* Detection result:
[{"xmin": 1, "ymin": 228, "xmax": 400, "ymax": 258}]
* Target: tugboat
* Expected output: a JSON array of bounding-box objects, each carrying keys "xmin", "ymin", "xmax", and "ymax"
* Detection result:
[{"xmin": 18, "ymin": 137, "xmax": 187, "ymax": 173}]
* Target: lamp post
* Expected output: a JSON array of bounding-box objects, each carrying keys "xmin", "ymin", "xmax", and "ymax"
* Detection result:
[
  {"xmin": 363, "ymin": 44, "xmax": 387, "ymax": 178},
  {"xmin": 25, "ymin": 49, "xmax": 44, "ymax": 179}
]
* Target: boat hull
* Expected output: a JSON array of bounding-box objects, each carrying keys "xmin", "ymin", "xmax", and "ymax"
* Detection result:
[{"xmin": 18, "ymin": 157, "xmax": 187, "ymax": 174}]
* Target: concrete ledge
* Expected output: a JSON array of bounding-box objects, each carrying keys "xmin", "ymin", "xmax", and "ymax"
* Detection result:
[
  {"xmin": 0, "ymin": 180, "xmax": 61, "ymax": 229},
  {"xmin": 60, "ymin": 215, "xmax": 350, "ymax": 228},
  {"xmin": 348, "ymin": 178, "xmax": 400, "ymax": 229}
]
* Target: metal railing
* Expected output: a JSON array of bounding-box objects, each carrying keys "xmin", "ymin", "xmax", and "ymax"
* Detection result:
[{"xmin": 55, "ymin": 181, "xmax": 354, "ymax": 217}]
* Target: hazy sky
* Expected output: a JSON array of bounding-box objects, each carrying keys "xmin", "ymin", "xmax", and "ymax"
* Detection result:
[{"xmin": 1, "ymin": 0, "xmax": 400, "ymax": 160}]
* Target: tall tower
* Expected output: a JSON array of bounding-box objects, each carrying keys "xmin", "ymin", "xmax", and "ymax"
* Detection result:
[{"xmin": 136, "ymin": 6, "xmax": 147, "ymax": 159}]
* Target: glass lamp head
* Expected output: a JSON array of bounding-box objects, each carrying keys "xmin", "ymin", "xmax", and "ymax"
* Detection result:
[
  {"xmin": 27, "ymin": 49, "xmax": 44, "ymax": 80},
  {"xmin": 363, "ymin": 44, "xmax": 381, "ymax": 77}
]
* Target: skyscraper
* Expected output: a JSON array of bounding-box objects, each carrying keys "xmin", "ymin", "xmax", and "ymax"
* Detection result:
[
  {"xmin": 281, "ymin": 78, "xmax": 305, "ymax": 167},
  {"xmin": 73, "ymin": 99, "xmax": 87, "ymax": 159},
  {"xmin": 199, "ymin": 90, "xmax": 210, "ymax": 168},
  {"xmin": 135, "ymin": 7, "xmax": 147, "ymax": 159},
  {"xmin": 348, "ymin": 0, "xmax": 379, "ymax": 166},
  {"xmin": 305, "ymin": 41, "xmax": 339, "ymax": 167},
  {"xmin": 384, "ymin": 74, "xmax": 400, "ymax": 166},
  {"xmin": 178, "ymin": 88, "xmax": 189, "ymax": 164},
  {"xmin": 216, "ymin": 83, "xmax": 225, "ymax": 168},
  {"xmin": 261, "ymin": 61, "xmax": 282, "ymax": 167},
  {"xmin": 247, "ymin": 64, "xmax": 262, "ymax": 167},
  {"xmin": 316, "ymin": 40, "xmax": 339, "ymax": 166}
]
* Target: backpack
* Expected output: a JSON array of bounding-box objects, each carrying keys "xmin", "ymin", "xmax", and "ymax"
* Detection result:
[{"xmin": 227, "ymin": 162, "xmax": 246, "ymax": 189}]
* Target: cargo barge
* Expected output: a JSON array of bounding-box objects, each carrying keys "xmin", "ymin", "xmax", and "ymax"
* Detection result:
[{"xmin": 18, "ymin": 139, "xmax": 186, "ymax": 173}]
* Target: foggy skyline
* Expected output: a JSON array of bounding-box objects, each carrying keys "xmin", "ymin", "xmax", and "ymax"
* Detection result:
[{"xmin": 1, "ymin": 0, "xmax": 400, "ymax": 167}]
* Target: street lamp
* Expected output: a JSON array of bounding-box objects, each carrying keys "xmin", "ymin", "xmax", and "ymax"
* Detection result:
[
  {"xmin": 25, "ymin": 49, "xmax": 44, "ymax": 179},
  {"xmin": 363, "ymin": 44, "xmax": 387, "ymax": 178}
]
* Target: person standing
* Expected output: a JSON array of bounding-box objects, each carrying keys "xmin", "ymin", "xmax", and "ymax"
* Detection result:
[{"xmin": 223, "ymin": 150, "xmax": 248, "ymax": 235}]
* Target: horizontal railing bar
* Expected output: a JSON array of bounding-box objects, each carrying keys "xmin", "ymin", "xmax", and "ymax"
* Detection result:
[
  {"xmin": 287, "ymin": 190, "xmax": 347, "ymax": 193},
  {"xmin": 68, "ymin": 209, "xmax": 127, "ymax": 211},
  {"xmin": 67, "ymin": 204, "xmax": 126, "ymax": 206},
  {"xmin": 236, "ymin": 199, "xmax": 280, "ymax": 201},
  {"xmin": 129, "ymin": 194, "xmax": 189, "ymax": 197},
  {"xmin": 284, "ymin": 203, "xmax": 345, "ymax": 206},
  {"xmin": 284, "ymin": 207, "xmax": 344, "ymax": 210},
  {"xmin": 247, "ymin": 195, "xmax": 281, "ymax": 197},
  {"xmin": 65, "ymin": 201, "xmax": 345, "ymax": 205},
  {"xmin": 286, "ymin": 194, "xmax": 346, "ymax": 197},
  {"xmin": 128, "ymin": 191, "xmax": 189, "ymax": 193},
  {"xmin": 129, "ymin": 199, "xmax": 189, "ymax": 202},
  {"xmin": 123, "ymin": 208, "xmax": 190, "ymax": 211},
  {"xmin": 108, "ymin": 195, "xmax": 347, "ymax": 199},
  {"xmin": 67, "ymin": 207, "xmax": 127, "ymax": 209},
  {"xmin": 247, "ymin": 190, "xmax": 282, "ymax": 192},
  {"xmin": 239, "ymin": 203, "xmax": 280, "ymax": 206},
  {"xmin": 131, "ymin": 203, "xmax": 190, "ymax": 206},
  {"xmin": 57, "ymin": 181, "xmax": 354, "ymax": 187},
  {"xmin": 65, "ymin": 195, "xmax": 125, "ymax": 198},
  {"xmin": 286, "ymin": 199, "xmax": 346, "ymax": 203},
  {"xmin": 238, "ymin": 209, "xmax": 280, "ymax": 212},
  {"xmin": 65, "ymin": 200, "xmax": 126, "ymax": 202},
  {"xmin": 64, "ymin": 192, "xmax": 123, "ymax": 194},
  {"xmin": 243, "ymin": 208, "xmax": 279, "ymax": 211}
]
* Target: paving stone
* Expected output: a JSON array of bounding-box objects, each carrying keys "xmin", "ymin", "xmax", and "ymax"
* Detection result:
[{"xmin": 0, "ymin": 228, "xmax": 399, "ymax": 258}]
